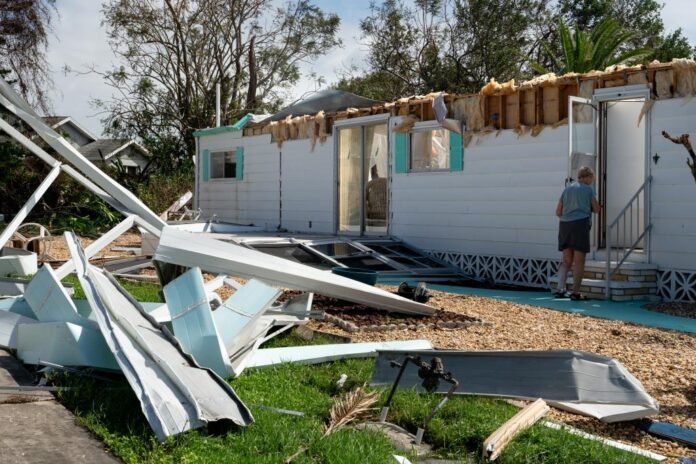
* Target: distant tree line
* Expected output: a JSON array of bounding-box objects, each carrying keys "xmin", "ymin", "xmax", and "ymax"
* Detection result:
[{"xmin": 335, "ymin": 0, "xmax": 695, "ymax": 101}]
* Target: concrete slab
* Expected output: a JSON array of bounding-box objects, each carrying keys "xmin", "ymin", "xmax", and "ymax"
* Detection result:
[{"xmin": 0, "ymin": 350, "xmax": 120, "ymax": 463}]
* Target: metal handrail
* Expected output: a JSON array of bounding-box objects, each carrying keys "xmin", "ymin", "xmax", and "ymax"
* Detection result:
[{"xmin": 605, "ymin": 175, "xmax": 652, "ymax": 298}]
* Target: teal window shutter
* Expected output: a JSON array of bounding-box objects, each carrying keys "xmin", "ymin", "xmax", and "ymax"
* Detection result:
[
  {"xmin": 236, "ymin": 146, "xmax": 244, "ymax": 180},
  {"xmin": 394, "ymin": 132, "xmax": 409, "ymax": 174},
  {"xmin": 449, "ymin": 131, "xmax": 463, "ymax": 172},
  {"xmin": 201, "ymin": 149, "xmax": 210, "ymax": 182}
]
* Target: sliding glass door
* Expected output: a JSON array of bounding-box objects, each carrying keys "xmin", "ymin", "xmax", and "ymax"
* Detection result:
[{"xmin": 337, "ymin": 122, "xmax": 388, "ymax": 235}]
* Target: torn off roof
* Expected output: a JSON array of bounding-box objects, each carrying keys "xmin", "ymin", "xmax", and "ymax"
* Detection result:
[{"xmin": 262, "ymin": 89, "xmax": 383, "ymax": 123}]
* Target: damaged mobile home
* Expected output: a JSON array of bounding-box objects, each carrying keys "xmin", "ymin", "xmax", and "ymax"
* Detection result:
[{"xmin": 193, "ymin": 59, "xmax": 696, "ymax": 302}]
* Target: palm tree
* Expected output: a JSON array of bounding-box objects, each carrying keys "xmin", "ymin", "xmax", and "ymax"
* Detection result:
[{"xmin": 533, "ymin": 18, "xmax": 652, "ymax": 74}]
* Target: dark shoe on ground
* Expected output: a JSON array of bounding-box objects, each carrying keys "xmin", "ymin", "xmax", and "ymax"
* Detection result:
[
  {"xmin": 570, "ymin": 292, "xmax": 589, "ymax": 301},
  {"xmin": 552, "ymin": 289, "xmax": 571, "ymax": 298}
]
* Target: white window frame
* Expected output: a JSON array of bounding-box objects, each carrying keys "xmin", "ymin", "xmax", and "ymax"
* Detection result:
[{"xmin": 408, "ymin": 120, "xmax": 451, "ymax": 173}]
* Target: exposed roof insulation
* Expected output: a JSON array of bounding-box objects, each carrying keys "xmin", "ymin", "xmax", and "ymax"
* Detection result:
[
  {"xmin": 453, "ymin": 96, "xmax": 485, "ymax": 131},
  {"xmin": 672, "ymin": 58, "xmax": 696, "ymax": 97},
  {"xmin": 241, "ymin": 59, "xmax": 696, "ymax": 145}
]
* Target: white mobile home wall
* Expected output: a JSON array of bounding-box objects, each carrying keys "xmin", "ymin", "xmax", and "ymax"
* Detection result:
[
  {"xmin": 197, "ymin": 131, "xmax": 281, "ymax": 230},
  {"xmin": 196, "ymin": 131, "xmax": 336, "ymax": 233},
  {"xmin": 195, "ymin": 96, "xmax": 696, "ymax": 301}
]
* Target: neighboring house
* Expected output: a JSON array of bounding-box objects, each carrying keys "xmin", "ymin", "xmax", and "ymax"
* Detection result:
[
  {"xmin": 78, "ymin": 139, "xmax": 151, "ymax": 175},
  {"xmin": 194, "ymin": 60, "xmax": 696, "ymax": 303},
  {"xmin": 42, "ymin": 116, "xmax": 97, "ymax": 148},
  {"xmin": 41, "ymin": 116, "xmax": 151, "ymax": 174}
]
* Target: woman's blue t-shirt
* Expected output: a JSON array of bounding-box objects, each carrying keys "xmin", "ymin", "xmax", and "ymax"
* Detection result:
[{"xmin": 560, "ymin": 182, "xmax": 595, "ymax": 222}]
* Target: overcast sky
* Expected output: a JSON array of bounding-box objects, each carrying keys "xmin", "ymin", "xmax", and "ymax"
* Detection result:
[{"xmin": 46, "ymin": 0, "xmax": 696, "ymax": 137}]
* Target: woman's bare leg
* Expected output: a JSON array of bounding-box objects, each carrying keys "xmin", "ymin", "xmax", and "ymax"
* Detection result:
[
  {"xmin": 572, "ymin": 251, "xmax": 586, "ymax": 294},
  {"xmin": 557, "ymin": 248, "xmax": 574, "ymax": 292}
]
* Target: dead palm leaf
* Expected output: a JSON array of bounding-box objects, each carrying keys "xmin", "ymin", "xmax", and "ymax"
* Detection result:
[
  {"xmin": 285, "ymin": 384, "xmax": 379, "ymax": 463},
  {"xmin": 324, "ymin": 383, "xmax": 380, "ymax": 437}
]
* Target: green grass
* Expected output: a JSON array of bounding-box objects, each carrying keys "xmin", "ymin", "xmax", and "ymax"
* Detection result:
[
  {"xmin": 62, "ymin": 274, "xmax": 162, "ymax": 302},
  {"xmin": 44, "ymin": 278, "xmax": 654, "ymax": 463}
]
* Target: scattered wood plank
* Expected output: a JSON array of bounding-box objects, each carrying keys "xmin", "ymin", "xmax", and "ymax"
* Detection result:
[{"xmin": 482, "ymin": 398, "xmax": 549, "ymax": 461}]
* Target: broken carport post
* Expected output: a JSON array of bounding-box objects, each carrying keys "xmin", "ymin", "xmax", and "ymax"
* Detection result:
[{"xmin": 0, "ymin": 78, "xmax": 166, "ymax": 234}]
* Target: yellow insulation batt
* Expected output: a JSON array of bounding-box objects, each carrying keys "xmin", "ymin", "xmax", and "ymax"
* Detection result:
[
  {"xmin": 672, "ymin": 58, "xmax": 696, "ymax": 97},
  {"xmin": 452, "ymin": 95, "xmax": 485, "ymax": 131}
]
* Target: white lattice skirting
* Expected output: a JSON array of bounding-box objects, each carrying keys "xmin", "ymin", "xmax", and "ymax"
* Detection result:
[
  {"xmin": 430, "ymin": 252, "xmax": 559, "ymax": 289},
  {"xmin": 431, "ymin": 251, "xmax": 696, "ymax": 303},
  {"xmin": 657, "ymin": 269, "xmax": 696, "ymax": 303}
]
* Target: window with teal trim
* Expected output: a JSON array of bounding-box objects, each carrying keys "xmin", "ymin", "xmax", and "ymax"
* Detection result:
[
  {"xmin": 408, "ymin": 128, "xmax": 463, "ymax": 172},
  {"xmin": 210, "ymin": 150, "xmax": 238, "ymax": 179}
]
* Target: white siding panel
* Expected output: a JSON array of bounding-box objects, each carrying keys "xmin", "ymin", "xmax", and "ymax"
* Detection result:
[
  {"xmin": 391, "ymin": 126, "xmax": 567, "ymax": 259},
  {"xmin": 198, "ymin": 133, "xmax": 280, "ymax": 228},
  {"xmin": 648, "ymin": 98, "xmax": 696, "ymax": 270},
  {"xmin": 280, "ymin": 137, "xmax": 335, "ymax": 233}
]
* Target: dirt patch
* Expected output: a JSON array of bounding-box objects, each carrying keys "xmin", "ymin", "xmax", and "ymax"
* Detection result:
[
  {"xmin": 308, "ymin": 285, "xmax": 696, "ymax": 462},
  {"xmin": 644, "ymin": 301, "xmax": 696, "ymax": 319}
]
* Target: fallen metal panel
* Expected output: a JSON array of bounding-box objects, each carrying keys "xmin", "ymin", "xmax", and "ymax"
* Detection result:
[
  {"xmin": 0, "ymin": 297, "xmax": 36, "ymax": 319},
  {"xmin": 370, "ymin": 350, "xmax": 659, "ymax": 423},
  {"xmin": 0, "ymin": 311, "xmax": 36, "ymax": 349},
  {"xmin": 17, "ymin": 322, "xmax": 119, "ymax": 370},
  {"xmin": 0, "ymin": 248, "xmax": 37, "ymax": 278},
  {"xmin": 23, "ymin": 265, "xmax": 93, "ymax": 328},
  {"xmin": 154, "ymin": 227, "xmax": 434, "ymax": 315},
  {"xmin": 213, "ymin": 278, "xmax": 282, "ymax": 357},
  {"xmin": 163, "ymin": 267, "xmax": 233, "ymax": 378},
  {"xmin": 248, "ymin": 340, "xmax": 433, "ymax": 368},
  {"xmin": 65, "ymin": 232, "xmax": 253, "ymax": 440}
]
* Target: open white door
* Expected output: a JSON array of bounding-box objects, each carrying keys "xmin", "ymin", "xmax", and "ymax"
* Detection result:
[{"xmin": 567, "ymin": 96, "xmax": 597, "ymax": 185}]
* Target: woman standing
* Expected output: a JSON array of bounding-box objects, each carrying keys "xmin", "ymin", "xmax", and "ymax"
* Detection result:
[{"xmin": 553, "ymin": 166, "xmax": 601, "ymax": 300}]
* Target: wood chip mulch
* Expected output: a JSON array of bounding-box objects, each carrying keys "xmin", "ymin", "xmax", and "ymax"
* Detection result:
[
  {"xmin": 307, "ymin": 285, "xmax": 696, "ymax": 462},
  {"xmin": 313, "ymin": 294, "xmax": 484, "ymax": 332}
]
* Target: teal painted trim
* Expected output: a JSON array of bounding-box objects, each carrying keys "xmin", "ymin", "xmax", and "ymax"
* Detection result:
[
  {"xmin": 394, "ymin": 132, "xmax": 409, "ymax": 174},
  {"xmin": 449, "ymin": 131, "xmax": 463, "ymax": 171},
  {"xmin": 236, "ymin": 146, "xmax": 244, "ymax": 180},
  {"xmin": 193, "ymin": 113, "xmax": 254, "ymax": 137},
  {"xmin": 201, "ymin": 149, "xmax": 210, "ymax": 182},
  {"xmin": 232, "ymin": 113, "xmax": 254, "ymax": 130}
]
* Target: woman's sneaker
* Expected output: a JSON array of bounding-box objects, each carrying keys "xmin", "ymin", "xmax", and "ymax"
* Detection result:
[{"xmin": 552, "ymin": 289, "xmax": 571, "ymax": 298}]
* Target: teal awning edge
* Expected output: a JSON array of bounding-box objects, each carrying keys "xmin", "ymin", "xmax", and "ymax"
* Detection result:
[{"xmin": 193, "ymin": 113, "xmax": 254, "ymax": 137}]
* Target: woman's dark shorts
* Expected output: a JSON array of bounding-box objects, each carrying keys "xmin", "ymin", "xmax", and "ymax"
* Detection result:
[{"xmin": 558, "ymin": 217, "xmax": 590, "ymax": 253}]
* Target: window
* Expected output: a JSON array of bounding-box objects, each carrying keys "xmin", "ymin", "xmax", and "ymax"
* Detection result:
[
  {"xmin": 410, "ymin": 128, "xmax": 450, "ymax": 171},
  {"xmin": 210, "ymin": 150, "xmax": 237, "ymax": 179},
  {"xmin": 126, "ymin": 166, "xmax": 138, "ymax": 176}
]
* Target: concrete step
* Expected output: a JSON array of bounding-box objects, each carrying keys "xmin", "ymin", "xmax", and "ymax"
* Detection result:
[
  {"xmin": 590, "ymin": 249, "xmax": 649, "ymax": 264},
  {"xmin": 584, "ymin": 260, "xmax": 658, "ymax": 271},
  {"xmin": 549, "ymin": 276, "xmax": 660, "ymax": 302}
]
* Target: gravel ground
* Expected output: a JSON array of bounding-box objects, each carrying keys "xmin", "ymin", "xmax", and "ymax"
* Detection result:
[
  {"xmin": 308, "ymin": 285, "xmax": 696, "ymax": 461},
  {"xmin": 45, "ymin": 232, "xmax": 143, "ymax": 262}
]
